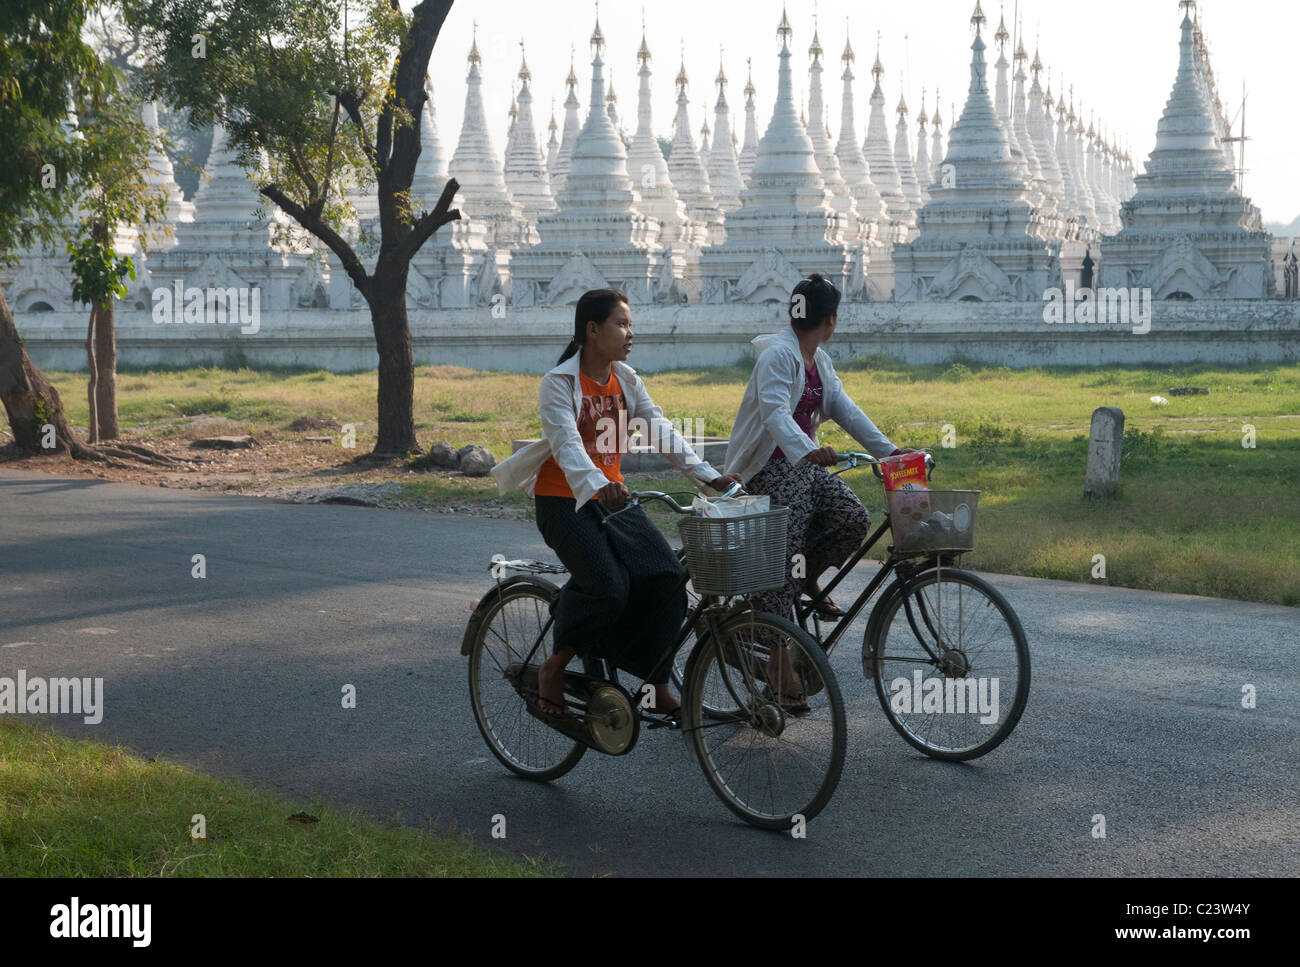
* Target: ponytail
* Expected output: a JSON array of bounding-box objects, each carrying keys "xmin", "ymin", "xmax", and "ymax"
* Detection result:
[{"xmin": 556, "ymin": 288, "xmax": 629, "ymax": 365}]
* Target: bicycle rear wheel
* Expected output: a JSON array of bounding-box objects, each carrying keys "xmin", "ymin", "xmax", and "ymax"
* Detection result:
[
  {"xmin": 682, "ymin": 609, "xmax": 845, "ymax": 830},
  {"xmin": 870, "ymin": 567, "xmax": 1029, "ymax": 761},
  {"xmin": 467, "ymin": 581, "xmax": 585, "ymax": 781}
]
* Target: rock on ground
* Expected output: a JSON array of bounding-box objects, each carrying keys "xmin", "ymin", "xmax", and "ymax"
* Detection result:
[
  {"xmin": 191, "ymin": 436, "xmax": 257, "ymax": 450},
  {"xmin": 427, "ymin": 442, "xmax": 460, "ymax": 469},
  {"xmin": 459, "ymin": 446, "xmax": 496, "ymax": 477}
]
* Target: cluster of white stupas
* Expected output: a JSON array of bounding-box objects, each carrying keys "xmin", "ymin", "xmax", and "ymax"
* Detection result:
[{"xmin": 3, "ymin": 0, "xmax": 1278, "ymax": 317}]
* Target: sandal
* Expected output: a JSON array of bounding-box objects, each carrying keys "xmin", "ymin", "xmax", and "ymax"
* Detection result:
[
  {"xmin": 806, "ymin": 596, "xmax": 845, "ymax": 622},
  {"xmin": 528, "ymin": 692, "xmax": 574, "ymax": 720}
]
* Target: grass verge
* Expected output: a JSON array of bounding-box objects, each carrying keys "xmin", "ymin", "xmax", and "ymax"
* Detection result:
[{"xmin": 0, "ymin": 720, "xmax": 555, "ymax": 877}]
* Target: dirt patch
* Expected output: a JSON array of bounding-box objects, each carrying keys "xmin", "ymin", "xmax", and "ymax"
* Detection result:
[{"xmin": 0, "ymin": 420, "xmax": 527, "ymax": 519}]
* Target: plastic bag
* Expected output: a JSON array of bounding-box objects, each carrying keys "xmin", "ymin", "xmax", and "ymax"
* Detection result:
[{"xmin": 691, "ymin": 494, "xmax": 772, "ymax": 518}]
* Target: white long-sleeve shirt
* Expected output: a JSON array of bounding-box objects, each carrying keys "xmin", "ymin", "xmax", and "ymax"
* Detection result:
[
  {"xmin": 491, "ymin": 352, "xmax": 720, "ymax": 508},
  {"xmin": 724, "ymin": 328, "xmax": 896, "ymax": 483}
]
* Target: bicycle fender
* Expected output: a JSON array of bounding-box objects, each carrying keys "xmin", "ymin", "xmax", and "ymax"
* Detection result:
[{"xmin": 460, "ymin": 575, "xmax": 559, "ymax": 657}]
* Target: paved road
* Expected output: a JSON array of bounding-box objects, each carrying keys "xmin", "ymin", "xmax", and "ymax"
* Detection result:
[{"xmin": 2, "ymin": 468, "xmax": 1297, "ymax": 876}]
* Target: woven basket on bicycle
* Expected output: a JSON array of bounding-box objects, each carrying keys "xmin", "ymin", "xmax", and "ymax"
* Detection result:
[
  {"xmin": 677, "ymin": 504, "xmax": 790, "ymax": 597},
  {"xmin": 885, "ymin": 489, "xmax": 980, "ymax": 556}
]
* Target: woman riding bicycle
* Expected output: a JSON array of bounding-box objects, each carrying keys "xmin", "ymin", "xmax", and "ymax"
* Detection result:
[
  {"xmin": 492, "ymin": 289, "xmax": 740, "ymax": 719},
  {"xmin": 725, "ymin": 274, "xmax": 907, "ymax": 629}
]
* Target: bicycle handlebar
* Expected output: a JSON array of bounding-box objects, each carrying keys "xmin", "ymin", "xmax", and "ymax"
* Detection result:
[
  {"xmin": 599, "ymin": 481, "xmax": 747, "ymax": 522},
  {"xmin": 834, "ymin": 449, "xmax": 936, "ymax": 479}
]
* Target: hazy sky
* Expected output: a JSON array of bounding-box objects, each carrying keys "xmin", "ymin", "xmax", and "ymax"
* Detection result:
[{"xmin": 422, "ymin": 0, "xmax": 1297, "ymax": 227}]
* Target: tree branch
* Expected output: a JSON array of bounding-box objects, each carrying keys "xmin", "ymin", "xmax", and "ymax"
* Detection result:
[
  {"xmin": 260, "ymin": 184, "xmax": 369, "ymax": 295},
  {"xmin": 396, "ymin": 176, "xmax": 460, "ymax": 264}
]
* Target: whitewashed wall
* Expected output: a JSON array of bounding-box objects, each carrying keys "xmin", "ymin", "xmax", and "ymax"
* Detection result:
[{"xmin": 16, "ymin": 299, "xmax": 1300, "ymax": 373}]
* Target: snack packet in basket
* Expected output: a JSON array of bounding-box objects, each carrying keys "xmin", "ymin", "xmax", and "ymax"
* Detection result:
[
  {"xmin": 690, "ymin": 494, "xmax": 771, "ymax": 519},
  {"xmin": 879, "ymin": 451, "xmax": 929, "ymax": 491},
  {"xmin": 881, "ymin": 452, "xmax": 930, "ymax": 523}
]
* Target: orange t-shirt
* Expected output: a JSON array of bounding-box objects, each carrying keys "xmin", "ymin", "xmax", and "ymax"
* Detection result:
[{"xmin": 533, "ymin": 368, "xmax": 627, "ymax": 498}]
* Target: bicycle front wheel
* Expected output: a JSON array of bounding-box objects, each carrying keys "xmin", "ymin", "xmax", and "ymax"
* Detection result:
[
  {"xmin": 682, "ymin": 609, "xmax": 846, "ymax": 830},
  {"xmin": 870, "ymin": 567, "xmax": 1030, "ymax": 761}
]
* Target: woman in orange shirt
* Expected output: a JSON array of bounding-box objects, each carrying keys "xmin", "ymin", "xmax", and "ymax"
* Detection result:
[{"xmin": 492, "ymin": 289, "xmax": 739, "ymax": 718}]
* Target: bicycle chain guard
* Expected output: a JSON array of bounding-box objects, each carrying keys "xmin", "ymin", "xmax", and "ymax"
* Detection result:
[{"xmin": 506, "ymin": 663, "xmax": 640, "ymax": 756}]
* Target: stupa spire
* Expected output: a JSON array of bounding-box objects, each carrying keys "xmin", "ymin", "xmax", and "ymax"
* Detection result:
[
  {"xmin": 503, "ymin": 39, "xmax": 555, "ymax": 228},
  {"xmin": 668, "ymin": 46, "xmax": 723, "ymax": 242},
  {"xmin": 807, "ymin": 17, "xmax": 862, "ymax": 236},
  {"xmin": 628, "ymin": 20, "xmax": 692, "ymax": 254},
  {"xmin": 894, "ymin": 84, "xmax": 924, "ymax": 209},
  {"xmin": 836, "ymin": 25, "xmax": 889, "ymax": 235},
  {"xmin": 707, "ymin": 47, "xmax": 745, "ymax": 211},
  {"xmin": 553, "ymin": 46, "xmax": 582, "ymax": 192},
  {"xmin": 891, "ymin": 3, "xmax": 1053, "ymax": 303},
  {"xmin": 929, "ymin": 89, "xmax": 944, "ymax": 175},
  {"xmin": 739, "ymin": 57, "xmax": 761, "ymax": 182},
  {"xmin": 448, "ymin": 27, "xmax": 522, "ymax": 250},
  {"xmin": 862, "ymin": 39, "xmax": 912, "ymax": 235}
]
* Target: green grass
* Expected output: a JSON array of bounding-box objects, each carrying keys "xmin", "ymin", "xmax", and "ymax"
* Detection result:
[
  {"xmin": 36, "ymin": 358, "xmax": 1300, "ymax": 606},
  {"xmin": 0, "ymin": 720, "xmax": 554, "ymax": 877}
]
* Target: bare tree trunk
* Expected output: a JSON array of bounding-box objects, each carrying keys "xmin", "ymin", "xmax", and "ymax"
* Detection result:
[
  {"xmin": 85, "ymin": 307, "xmax": 99, "ymax": 444},
  {"xmin": 93, "ymin": 299, "xmax": 119, "ymax": 440},
  {"xmin": 367, "ymin": 267, "xmax": 418, "ymax": 457},
  {"xmin": 0, "ymin": 283, "xmax": 87, "ymax": 456}
]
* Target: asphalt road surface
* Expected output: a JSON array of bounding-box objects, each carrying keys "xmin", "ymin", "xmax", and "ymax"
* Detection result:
[{"xmin": 2, "ymin": 468, "xmax": 1297, "ymax": 876}]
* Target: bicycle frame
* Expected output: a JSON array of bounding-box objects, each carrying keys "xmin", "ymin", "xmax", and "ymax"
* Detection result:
[{"xmin": 797, "ymin": 513, "xmax": 962, "ymax": 669}]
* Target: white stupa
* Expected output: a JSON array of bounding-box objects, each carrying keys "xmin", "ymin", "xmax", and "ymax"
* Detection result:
[
  {"xmin": 1028, "ymin": 58, "xmax": 1066, "ymax": 219},
  {"xmin": 992, "ymin": 14, "xmax": 1031, "ymax": 195},
  {"xmin": 1101, "ymin": 6, "xmax": 1273, "ymax": 299},
  {"xmin": 914, "ymin": 98, "xmax": 932, "ymax": 204},
  {"xmin": 667, "ymin": 56, "xmax": 725, "ymax": 245},
  {"xmin": 411, "ymin": 77, "xmax": 493, "ymax": 309},
  {"xmin": 139, "ymin": 101, "xmax": 193, "ymax": 252},
  {"xmin": 738, "ymin": 60, "xmax": 761, "ymax": 183},
  {"xmin": 929, "ymin": 94, "xmax": 945, "ymax": 185},
  {"xmin": 700, "ymin": 8, "xmax": 870, "ymax": 303},
  {"xmin": 502, "ymin": 45, "xmax": 557, "ymax": 232},
  {"xmin": 1011, "ymin": 39, "xmax": 1054, "ymax": 234},
  {"xmin": 552, "ymin": 56, "xmax": 582, "ymax": 193},
  {"xmin": 893, "ymin": 91, "xmax": 924, "ymax": 211},
  {"xmin": 862, "ymin": 48, "xmax": 914, "ymax": 240},
  {"xmin": 449, "ymin": 30, "xmax": 525, "ymax": 257},
  {"xmin": 627, "ymin": 29, "xmax": 701, "ymax": 295},
  {"xmin": 892, "ymin": 3, "xmax": 1056, "ymax": 302},
  {"xmin": 706, "ymin": 56, "xmax": 746, "ymax": 212},
  {"xmin": 545, "ymin": 105, "xmax": 560, "ymax": 178},
  {"xmin": 806, "ymin": 27, "xmax": 862, "ymax": 240},
  {"xmin": 509, "ymin": 15, "xmax": 662, "ymax": 305},
  {"xmin": 1084, "ymin": 119, "xmax": 1120, "ymax": 234},
  {"xmin": 161, "ymin": 116, "xmax": 304, "ymax": 310},
  {"xmin": 504, "ymin": 95, "xmax": 517, "ymax": 169},
  {"xmin": 834, "ymin": 33, "xmax": 889, "ymax": 243},
  {"xmin": 698, "ymin": 119, "xmax": 711, "ymax": 169}
]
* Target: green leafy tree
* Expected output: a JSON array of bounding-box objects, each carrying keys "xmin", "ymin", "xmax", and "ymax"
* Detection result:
[
  {"xmin": 66, "ymin": 79, "xmax": 170, "ymax": 442},
  {"xmin": 129, "ymin": 0, "xmax": 460, "ymax": 456},
  {"xmin": 0, "ymin": 0, "xmax": 110, "ymax": 456}
]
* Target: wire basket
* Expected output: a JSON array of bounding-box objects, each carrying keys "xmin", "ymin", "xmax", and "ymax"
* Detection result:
[
  {"xmin": 885, "ymin": 490, "xmax": 979, "ymax": 556},
  {"xmin": 677, "ymin": 507, "xmax": 790, "ymax": 597}
]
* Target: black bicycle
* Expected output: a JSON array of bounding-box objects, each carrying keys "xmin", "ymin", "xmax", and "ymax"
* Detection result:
[
  {"xmin": 463, "ymin": 487, "xmax": 846, "ymax": 830},
  {"xmin": 786, "ymin": 450, "xmax": 1031, "ymax": 761}
]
